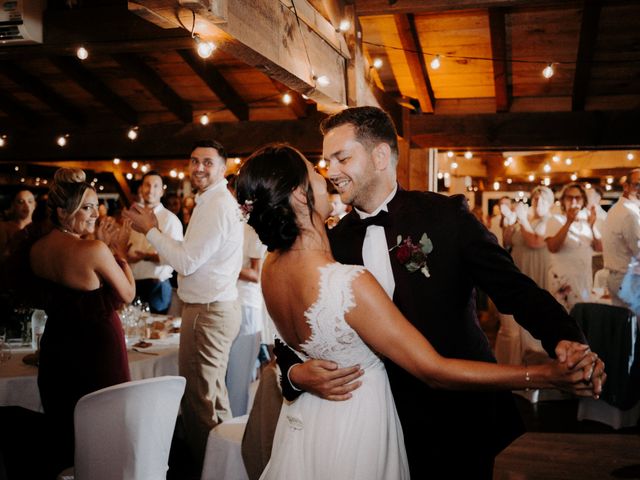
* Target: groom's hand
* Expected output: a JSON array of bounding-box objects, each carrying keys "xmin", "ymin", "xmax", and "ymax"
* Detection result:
[
  {"xmin": 290, "ymin": 360, "xmax": 364, "ymax": 401},
  {"xmin": 555, "ymin": 340, "xmax": 606, "ymax": 396}
]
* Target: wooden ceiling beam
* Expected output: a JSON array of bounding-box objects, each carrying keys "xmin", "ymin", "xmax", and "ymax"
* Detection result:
[
  {"xmin": 394, "ymin": 14, "xmax": 435, "ymax": 113},
  {"xmin": 131, "ymin": 0, "xmax": 348, "ymax": 111},
  {"xmin": 113, "ymin": 53, "xmax": 193, "ymax": 124},
  {"xmin": 0, "ymin": 61, "xmax": 85, "ymax": 125},
  {"xmin": 0, "ymin": 114, "xmax": 327, "ymax": 161},
  {"xmin": 177, "ymin": 49, "xmax": 249, "ymax": 122},
  {"xmin": 572, "ymin": 0, "xmax": 602, "ymax": 111},
  {"xmin": 488, "ymin": 8, "xmax": 510, "ymax": 112},
  {"xmin": 269, "ymin": 78, "xmax": 313, "ymax": 119},
  {"xmin": 355, "ymin": 0, "xmax": 582, "ymax": 16},
  {"xmin": 410, "ymin": 110, "xmax": 640, "ymax": 149},
  {"xmin": 0, "ymin": 90, "xmax": 42, "ymax": 126},
  {"xmin": 51, "ymin": 56, "xmax": 139, "ymax": 126}
]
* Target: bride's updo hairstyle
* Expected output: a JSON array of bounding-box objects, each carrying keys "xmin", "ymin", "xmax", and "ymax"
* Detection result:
[
  {"xmin": 236, "ymin": 144, "xmax": 316, "ymax": 252},
  {"xmin": 47, "ymin": 168, "xmax": 94, "ymax": 227}
]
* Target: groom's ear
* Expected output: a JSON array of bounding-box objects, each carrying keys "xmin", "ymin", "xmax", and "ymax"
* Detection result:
[{"xmin": 371, "ymin": 143, "xmax": 391, "ymax": 171}]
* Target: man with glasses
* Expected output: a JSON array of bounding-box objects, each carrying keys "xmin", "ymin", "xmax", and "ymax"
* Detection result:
[
  {"xmin": 602, "ymin": 168, "xmax": 640, "ymax": 306},
  {"xmin": 124, "ymin": 140, "xmax": 243, "ymax": 471}
]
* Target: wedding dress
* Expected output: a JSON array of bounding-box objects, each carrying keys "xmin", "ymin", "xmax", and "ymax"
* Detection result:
[{"xmin": 259, "ymin": 263, "xmax": 409, "ymax": 480}]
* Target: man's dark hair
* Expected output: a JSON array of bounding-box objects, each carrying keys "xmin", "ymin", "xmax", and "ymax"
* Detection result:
[
  {"xmin": 141, "ymin": 170, "xmax": 164, "ymax": 185},
  {"xmin": 320, "ymin": 106, "xmax": 398, "ymax": 166},
  {"xmin": 192, "ymin": 140, "xmax": 227, "ymax": 160}
]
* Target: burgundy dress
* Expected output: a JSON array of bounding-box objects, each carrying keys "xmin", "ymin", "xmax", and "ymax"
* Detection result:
[{"xmin": 37, "ymin": 280, "xmax": 130, "ymax": 465}]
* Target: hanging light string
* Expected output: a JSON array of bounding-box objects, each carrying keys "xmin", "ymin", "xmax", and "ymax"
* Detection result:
[
  {"xmin": 288, "ymin": 0, "xmax": 316, "ymax": 85},
  {"xmin": 362, "ymin": 39, "xmax": 640, "ymax": 67}
]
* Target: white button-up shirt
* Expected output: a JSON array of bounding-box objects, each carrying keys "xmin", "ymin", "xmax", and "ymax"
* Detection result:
[
  {"xmin": 129, "ymin": 203, "xmax": 183, "ymax": 282},
  {"xmin": 602, "ymin": 196, "xmax": 640, "ymax": 274},
  {"xmin": 355, "ymin": 185, "xmax": 397, "ymax": 299},
  {"xmin": 147, "ymin": 179, "xmax": 243, "ymax": 304}
]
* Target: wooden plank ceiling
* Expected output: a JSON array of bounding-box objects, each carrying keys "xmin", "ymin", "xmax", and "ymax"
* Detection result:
[{"xmin": 0, "ymin": 0, "xmax": 638, "ymax": 196}]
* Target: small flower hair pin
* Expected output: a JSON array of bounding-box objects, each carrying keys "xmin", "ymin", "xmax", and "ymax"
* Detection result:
[
  {"xmin": 389, "ymin": 232, "xmax": 433, "ymax": 278},
  {"xmin": 239, "ymin": 199, "xmax": 254, "ymax": 222}
]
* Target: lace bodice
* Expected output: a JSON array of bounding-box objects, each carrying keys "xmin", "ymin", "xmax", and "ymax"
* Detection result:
[{"xmin": 296, "ymin": 263, "xmax": 382, "ymax": 369}]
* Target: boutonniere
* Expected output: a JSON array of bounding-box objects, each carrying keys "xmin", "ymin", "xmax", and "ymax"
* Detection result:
[{"xmin": 389, "ymin": 233, "xmax": 433, "ymax": 278}]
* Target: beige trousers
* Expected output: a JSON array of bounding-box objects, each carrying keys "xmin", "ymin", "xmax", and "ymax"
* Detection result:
[{"xmin": 179, "ymin": 300, "xmax": 241, "ymax": 467}]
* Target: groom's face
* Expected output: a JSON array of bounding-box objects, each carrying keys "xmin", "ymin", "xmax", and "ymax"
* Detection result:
[{"xmin": 323, "ymin": 124, "xmax": 378, "ymax": 211}]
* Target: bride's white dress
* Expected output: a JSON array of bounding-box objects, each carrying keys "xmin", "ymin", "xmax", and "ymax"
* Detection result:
[{"xmin": 259, "ymin": 263, "xmax": 410, "ymax": 480}]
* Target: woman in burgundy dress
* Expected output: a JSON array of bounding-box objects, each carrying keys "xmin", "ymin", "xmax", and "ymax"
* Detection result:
[{"xmin": 29, "ymin": 168, "xmax": 135, "ymax": 471}]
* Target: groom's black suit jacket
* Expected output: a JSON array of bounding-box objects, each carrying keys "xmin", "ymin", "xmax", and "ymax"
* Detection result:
[{"xmin": 276, "ymin": 188, "xmax": 586, "ymax": 476}]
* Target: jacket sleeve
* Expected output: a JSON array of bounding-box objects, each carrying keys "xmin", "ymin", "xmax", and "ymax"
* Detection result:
[
  {"xmin": 453, "ymin": 195, "xmax": 587, "ymax": 355},
  {"xmin": 274, "ymin": 338, "xmax": 305, "ymax": 401}
]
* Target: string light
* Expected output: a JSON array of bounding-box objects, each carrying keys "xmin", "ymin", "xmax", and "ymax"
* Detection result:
[
  {"xmin": 504, "ymin": 156, "xmax": 513, "ymax": 167},
  {"xmin": 56, "ymin": 134, "xmax": 68, "ymax": 147},
  {"xmin": 447, "ymin": 151, "xmax": 454, "ymax": 158},
  {"xmin": 141, "ymin": 165, "xmax": 149, "ymax": 173},
  {"xmin": 14, "ymin": 166, "xmax": 19, "ymax": 171},
  {"xmin": 76, "ymin": 46, "xmax": 89, "ymax": 60},
  {"xmin": 570, "ymin": 173, "xmax": 578, "ymax": 181},
  {"xmin": 430, "ymin": 54, "xmax": 441, "ymax": 70},
  {"xmin": 543, "ymin": 177, "xmax": 551, "ymax": 186},
  {"xmin": 317, "ymin": 159, "xmax": 327, "ymax": 169},
  {"xmin": 464, "ymin": 151, "xmax": 473, "ymax": 160},
  {"xmin": 126, "ymin": 173, "xmax": 133, "ymax": 180},
  {"xmin": 565, "ymin": 158, "xmax": 572, "ymax": 165},
  {"xmin": 199, "ymin": 113, "xmax": 210, "ymax": 125},
  {"xmin": 605, "ymin": 184, "xmax": 612, "ymax": 191},
  {"xmin": 372, "ymin": 58, "xmax": 383, "ymax": 70},
  {"xmin": 127, "ymin": 127, "xmax": 138, "ymax": 141},
  {"xmin": 234, "ymin": 158, "xmax": 241, "ymax": 165},
  {"xmin": 113, "ymin": 158, "xmax": 120, "ymax": 165},
  {"xmin": 282, "ymin": 93, "xmax": 292, "ymax": 105},
  {"xmin": 99, "ymin": 185, "xmax": 104, "ymax": 191},
  {"xmin": 315, "ymin": 75, "xmax": 331, "ymax": 87},
  {"xmin": 528, "ymin": 174, "xmax": 535, "ymax": 182},
  {"xmin": 0, "ymin": 136, "xmax": 5, "ymax": 147},
  {"xmin": 337, "ymin": 19, "xmax": 351, "ymax": 32},
  {"xmin": 178, "ymin": 172, "xmax": 185, "ymax": 180},
  {"xmin": 451, "ymin": 161, "xmax": 459, "ymax": 169},
  {"xmin": 506, "ymin": 178, "xmax": 513, "ymax": 184},
  {"xmin": 193, "ymin": 33, "xmax": 215, "ymax": 59},
  {"xmin": 437, "ymin": 172, "xmax": 444, "ymax": 179},
  {"xmin": 585, "ymin": 183, "xmax": 592, "ymax": 189},
  {"xmin": 606, "ymin": 177, "xmax": 614, "ymax": 184},
  {"xmin": 493, "ymin": 181, "xmax": 500, "ymax": 191},
  {"xmin": 132, "ymin": 161, "xmax": 139, "ymax": 169},
  {"xmin": 542, "ymin": 63, "xmax": 554, "ymax": 79},
  {"xmin": 552, "ymin": 155, "xmax": 560, "ymax": 163},
  {"xmin": 20, "ymin": 177, "xmax": 25, "ymax": 183},
  {"xmin": 170, "ymin": 170, "xmax": 177, "ymax": 178},
  {"xmin": 627, "ymin": 153, "xmax": 635, "ymax": 161},
  {"xmin": 543, "ymin": 163, "xmax": 551, "ymax": 173}
]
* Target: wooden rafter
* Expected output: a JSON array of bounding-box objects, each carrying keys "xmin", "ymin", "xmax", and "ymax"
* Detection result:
[
  {"xmin": 0, "ymin": 61, "xmax": 85, "ymax": 125},
  {"xmin": 177, "ymin": 49, "xmax": 249, "ymax": 122},
  {"xmin": 51, "ymin": 56, "xmax": 139, "ymax": 126},
  {"xmin": 355, "ymin": 0, "xmax": 582, "ymax": 15},
  {"xmin": 113, "ymin": 53, "xmax": 193, "ymax": 124},
  {"xmin": 410, "ymin": 110, "xmax": 640, "ymax": 149},
  {"xmin": 394, "ymin": 14, "xmax": 435, "ymax": 113},
  {"xmin": 572, "ymin": 0, "xmax": 602, "ymax": 111},
  {"xmin": 488, "ymin": 8, "xmax": 510, "ymax": 112},
  {"xmin": 0, "ymin": 89, "xmax": 41, "ymax": 126}
]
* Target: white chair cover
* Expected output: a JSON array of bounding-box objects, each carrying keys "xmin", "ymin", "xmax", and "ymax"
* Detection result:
[
  {"xmin": 593, "ymin": 268, "xmax": 609, "ymax": 290},
  {"xmin": 72, "ymin": 376, "xmax": 185, "ymax": 480},
  {"xmin": 201, "ymin": 415, "xmax": 249, "ymax": 480}
]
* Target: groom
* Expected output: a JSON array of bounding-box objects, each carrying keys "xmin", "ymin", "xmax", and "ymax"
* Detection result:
[{"xmin": 275, "ymin": 106, "xmax": 605, "ymax": 479}]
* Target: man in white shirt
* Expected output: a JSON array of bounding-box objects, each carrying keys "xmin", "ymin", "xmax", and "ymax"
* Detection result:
[
  {"xmin": 602, "ymin": 169, "xmax": 640, "ymax": 306},
  {"xmin": 124, "ymin": 140, "xmax": 243, "ymax": 469},
  {"xmin": 127, "ymin": 171, "xmax": 183, "ymax": 313}
]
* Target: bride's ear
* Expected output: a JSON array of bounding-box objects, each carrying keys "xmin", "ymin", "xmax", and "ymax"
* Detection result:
[{"xmin": 291, "ymin": 186, "xmax": 308, "ymax": 206}]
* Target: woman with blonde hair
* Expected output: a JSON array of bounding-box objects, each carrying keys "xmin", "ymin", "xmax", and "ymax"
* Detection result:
[{"xmin": 29, "ymin": 168, "xmax": 135, "ymax": 471}]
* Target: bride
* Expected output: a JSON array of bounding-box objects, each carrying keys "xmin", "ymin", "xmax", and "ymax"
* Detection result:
[{"xmin": 236, "ymin": 144, "xmax": 600, "ymax": 480}]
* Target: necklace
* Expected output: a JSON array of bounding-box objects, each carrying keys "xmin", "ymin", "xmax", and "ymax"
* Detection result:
[{"xmin": 57, "ymin": 226, "xmax": 77, "ymax": 236}]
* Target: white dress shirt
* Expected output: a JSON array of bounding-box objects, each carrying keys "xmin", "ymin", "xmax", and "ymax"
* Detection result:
[
  {"xmin": 129, "ymin": 203, "xmax": 183, "ymax": 282},
  {"xmin": 355, "ymin": 185, "xmax": 397, "ymax": 299},
  {"xmin": 147, "ymin": 179, "xmax": 243, "ymax": 304},
  {"xmin": 602, "ymin": 197, "xmax": 640, "ymax": 274},
  {"xmin": 237, "ymin": 224, "xmax": 267, "ymax": 309}
]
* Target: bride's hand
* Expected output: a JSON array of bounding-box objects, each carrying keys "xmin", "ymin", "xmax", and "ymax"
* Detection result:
[{"xmin": 542, "ymin": 353, "xmax": 605, "ymax": 398}]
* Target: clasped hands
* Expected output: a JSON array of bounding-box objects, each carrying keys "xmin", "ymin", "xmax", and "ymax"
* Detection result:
[{"xmin": 551, "ymin": 340, "xmax": 606, "ymax": 399}]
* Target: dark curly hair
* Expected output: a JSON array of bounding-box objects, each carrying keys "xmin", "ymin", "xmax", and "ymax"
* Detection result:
[{"xmin": 236, "ymin": 144, "xmax": 315, "ymax": 252}]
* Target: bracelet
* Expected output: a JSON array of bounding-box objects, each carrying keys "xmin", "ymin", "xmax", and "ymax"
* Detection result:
[{"xmin": 524, "ymin": 362, "xmax": 531, "ymax": 391}]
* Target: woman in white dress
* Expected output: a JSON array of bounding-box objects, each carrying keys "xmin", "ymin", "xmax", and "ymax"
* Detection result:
[
  {"xmin": 545, "ymin": 183, "xmax": 602, "ymax": 312},
  {"xmin": 236, "ymin": 145, "xmax": 600, "ymax": 480}
]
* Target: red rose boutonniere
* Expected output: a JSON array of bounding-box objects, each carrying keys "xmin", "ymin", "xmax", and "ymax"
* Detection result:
[{"xmin": 390, "ymin": 233, "xmax": 433, "ymax": 278}]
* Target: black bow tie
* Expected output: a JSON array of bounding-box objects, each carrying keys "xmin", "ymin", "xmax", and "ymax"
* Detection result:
[{"xmin": 353, "ymin": 210, "xmax": 391, "ymax": 228}]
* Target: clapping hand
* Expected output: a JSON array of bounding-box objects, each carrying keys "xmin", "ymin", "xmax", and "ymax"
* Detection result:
[
  {"xmin": 96, "ymin": 217, "xmax": 132, "ymax": 260},
  {"xmin": 122, "ymin": 204, "xmax": 159, "ymax": 235},
  {"xmin": 566, "ymin": 206, "xmax": 581, "ymax": 223}
]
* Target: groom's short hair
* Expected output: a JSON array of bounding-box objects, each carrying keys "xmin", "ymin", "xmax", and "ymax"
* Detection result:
[{"xmin": 320, "ymin": 106, "xmax": 399, "ymax": 167}]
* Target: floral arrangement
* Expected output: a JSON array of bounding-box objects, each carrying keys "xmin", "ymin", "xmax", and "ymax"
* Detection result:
[{"xmin": 390, "ymin": 233, "xmax": 433, "ymax": 278}]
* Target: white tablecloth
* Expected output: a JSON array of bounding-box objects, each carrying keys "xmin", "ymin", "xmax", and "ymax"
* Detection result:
[{"xmin": 0, "ymin": 334, "xmax": 179, "ymax": 412}]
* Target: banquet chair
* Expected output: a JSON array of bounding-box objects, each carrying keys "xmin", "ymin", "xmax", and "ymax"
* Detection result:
[
  {"xmin": 593, "ymin": 268, "xmax": 609, "ymax": 291},
  {"xmin": 570, "ymin": 302, "xmax": 640, "ymax": 429},
  {"xmin": 58, "ymin": 375, "xmax": 185, "ymax": 480}
]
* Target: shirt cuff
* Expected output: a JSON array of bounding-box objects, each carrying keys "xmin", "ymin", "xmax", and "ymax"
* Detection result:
[
  {"xmin": 146, "ymin": 226, "xmax": 161, "ymax": 243},
  {"xmin": 287, "ymin": 365, "xmax": 302, "ymax": 392}
]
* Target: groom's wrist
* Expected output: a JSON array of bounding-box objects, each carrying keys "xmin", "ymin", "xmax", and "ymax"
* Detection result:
[{"xmin": 287, "ymin": 365, "xmax": 302, "ymax": 392}]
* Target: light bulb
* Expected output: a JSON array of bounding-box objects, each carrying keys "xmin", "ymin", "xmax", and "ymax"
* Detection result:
[
  {"xmin": 234, "ymin": 157, "xmax": 241, "ymax": 165},
  {"xmin": 430, "ymin": 55, "xmax": 441, "ymax": 70},
  {"xmin": 570, "ymin": 173, "xmax": 578, "ymax": 181},
  {"xmin": 126, "ymin": 173, "xmax": 133, "ymax": 180},
  {"xmin": 606, "ymin": 177, "xmax": 614, "ymax": 184},
  {"xmin": 585, "ymin": 183, "xmax": 592, "ymax": 189},
  {"xmin": 178, "ymin": 172, "xmax": 185, "ymax": 180},
  {"xmin": 543, "ymin": 177, "xmax": 551, "ymax": 186},
  {"xmin": 627, "ymin": 153, "xmax": 635, "ymax": 161},
  {"xmin": 447, "ymin": 151, "xmax": 454, "ymax": 158},
  {"xmin": 372, "ymin": 58, "xmax": 383, "ymax": 70},
  {"xmin": 437, "ymin": 172, "xmax": 444, "ymax": 179},
  {"xmin": 170, "ymin": 170, "xmax": 177, "ymax": 178},
  {"xmin": 14, "ymin": 166, "xmax": 18, "ymax": 171},
  {"xmin": 132, "ymin": 161, "xmax": 139, "ymax": 169},
  {"xmin": 542, "ymin": 63, "xmax": 554, "ymax": 79},
  {"xmin": 56, "ymin": 135, "xmax": 67, "ymax": 147},
  {"xmin": 141, "ymin": 165, "xmax": 149, "ymax": 173},
  {"xmin": 127, "ymin": 127, "xmax": 138, "ymax": 140},
  {"xmin": 528, "ymin": 174, "xmax": 535, "ymax": 182},
  {"xmin": 493, "ymin": 181, "xmax": 500, "ymax": 191},
  {"xmin": 451, "ymin": 161, "xmax": 458, "ymax": 169},
  {"xmin": 315, "ymin": 75, "xmax": 330, "ymax": 87},
  {"xmin": 282, "ymin": 93, "xmax": 292, "ymax": 105},
  {"xmin": 194, "ymin": 34, "xmax": 215, "ymax": 59},
  {"xmin": 338, "ymin": 19, "xmax": 351, "ymax": 32},
  {"xmin": 552, "ymin": 155, "xmax": 560, "ymax": 163},
  {"xmin": 76, "ymin": 46, "xmax": 88, "ymax": 60},
  {"xmin": 506, "ymin": 178, "xmax": 512, "ymax": 184},
  {"xmin": 605, "ymin": 184, "xmax": 612, "ymax": 191},
  {"xmin": 113, "ymin": 158, "xmax": 120, "ymax": 165},
  {"xmin": 317, "ymin": 159, "xmax": 327, "ymax": 169},
  {"xmin": 543, "ymin": 163, "xmax": 551, "ymax": 173},
  {"xmin": 0, "ymin": 137, "xmax": 5, "ymax": 147},
  {"xmin": 99, "ymin": 185, "xmax": 104, "ymax": 191},
  {"xmin": 565, "ymin": 158, "xmax": 572, "ymax": 165},
  {"xmin": 199, "ymin": 113, "xmax": 209, "ymax": 125},
  {"xmin": 464, "ymin": 151, "xmax": 473, "ymax": 160}
]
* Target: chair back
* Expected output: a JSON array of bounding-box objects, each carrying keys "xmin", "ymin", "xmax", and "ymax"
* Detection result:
[
  {"xmin": 571, "ymin": 303, "xmax": 639, "ymax": 409},
  {"xmin": 73, "ymin": 376, "xmax": 185, "ymax": 480}
]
